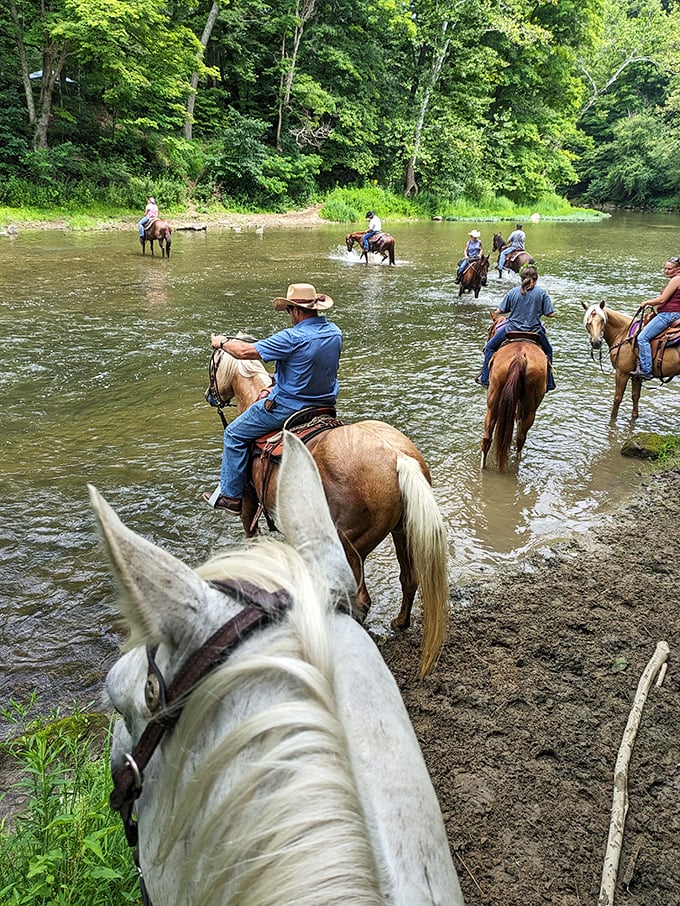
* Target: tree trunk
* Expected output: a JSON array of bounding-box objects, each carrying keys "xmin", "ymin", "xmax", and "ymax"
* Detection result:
[
  {"xmin": 275, "ymin": 0, "xmax": 316, "ymax": 153},
  {"xmin": 8, "ymin": 0, "xmax": 37, "ymax": 127},
  {"xmin": 403, "ymin": 22, "xmax": 450, "ymax": 196},
  {"xmin": 184, "ymin": 1, "xmax": 220, "ymax": 141},
  {"xmin": 34, "ymin": 43, "xmax": 69, "ymax": 150}
]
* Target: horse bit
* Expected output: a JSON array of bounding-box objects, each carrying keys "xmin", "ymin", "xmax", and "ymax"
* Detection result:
[{"xmin": 109, "ymin": 580, "xmax": 291, "ymax": 905}]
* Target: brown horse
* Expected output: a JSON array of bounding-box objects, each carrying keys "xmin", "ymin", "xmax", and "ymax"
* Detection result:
[
  {"xmin": 205, "ymin": 348, "xmax": 448, "ymax": 676},
  {"xmin": 582, "ymin": 300, "xmax": 680, "ymax": 420},
  {"xmin": 492, "ymin": 233, "xmax": 534, "ymax": 276},
  {"xmin": 345, "ymin": 231, "xmax": 396, "ymax": 265},
  {"xmin": 458, "ymin": 255, "xmax": 490, "ymax": 298},
  {"xmin": 481, "ymin": 314, "xmax": 548, "ymax": 471},
  {"xmin": 140, "ymin": 218, "xmax": 172, "ymax": 258}
]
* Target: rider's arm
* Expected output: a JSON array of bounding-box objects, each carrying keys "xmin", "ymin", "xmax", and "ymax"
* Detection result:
[{"xmin": 211, "ymin": 334, "xmax": 261, "ymax": 359}]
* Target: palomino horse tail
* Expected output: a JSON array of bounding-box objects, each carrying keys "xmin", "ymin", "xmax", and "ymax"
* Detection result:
[
  {"xmin": 396, "ymin": 456, "xmax": 448, "ymax": 677},
  {"xmin": 495, "ymin": 354, "xmax": 525, "ymax": 471}
]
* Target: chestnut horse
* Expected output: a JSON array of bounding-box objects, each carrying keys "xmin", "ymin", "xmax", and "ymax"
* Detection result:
[
  {"xmin": 99, "ymin": 434, "xmax": 463, "ymax": 906},
  {"xmin": 206, "ymin": 347, "xmax": 448, "ymax": 677},
  {"xmin": 582, "ymin": 300, "xmax": 680, "ymax": 420},
  {"xmin": 140, "ymin": 218, "xmax": 172, "ymax": 258},
  {"xmin": 458, "ymin": 254, "xmax": 490, "ymax": 298},
  {"xmin": 492, "ymin": 232, "xmax": 534, "ymax": 275},
  {"xmin": 345, "ymin": 230, "xmax": 396, "ymax": 265},
  {"xmin": 481, "ymin": 314, "xmax": 548, "ymax": 471}
]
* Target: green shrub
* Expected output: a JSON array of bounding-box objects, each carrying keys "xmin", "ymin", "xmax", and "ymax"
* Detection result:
[{"xmin": 0, "ymin": 699, "xmax": 138, "ymax": 906}]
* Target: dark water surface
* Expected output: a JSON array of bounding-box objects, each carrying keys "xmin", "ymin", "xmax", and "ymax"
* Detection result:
[{"xmin": 1, "ymin": 213, "xmax": 678, "ymax": 721}]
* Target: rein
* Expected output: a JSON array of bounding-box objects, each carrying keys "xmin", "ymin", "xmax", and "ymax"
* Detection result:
[
  {"xmin": 206, "ymin": 347, "xmax": 234, "ymax": 429},
  {"xmin": 110, "ymin": 579, "xmax": 292, "ymax": 903}
]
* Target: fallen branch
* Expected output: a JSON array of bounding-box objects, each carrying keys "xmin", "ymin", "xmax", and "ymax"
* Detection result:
[{"xmin": 598, "ymin": 640, "xmax": 670, "ymax": 906}]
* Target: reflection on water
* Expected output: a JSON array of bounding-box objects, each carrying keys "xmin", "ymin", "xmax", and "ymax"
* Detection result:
[{"xmin": 1, "ymin": 214, "xmax": 679, "ymax": 720}]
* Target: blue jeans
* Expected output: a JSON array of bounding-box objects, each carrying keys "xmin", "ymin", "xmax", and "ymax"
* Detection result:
[
  {"xmin": 362, "ymin": 229, "xmax": 378, "ymax": 251},
  {"xmin": 498, "ymin": 247, "xmax": 519, "ymax": 271},
  {"xmin": 220, "ymin": 398, "xmax": 299, "ymax": 498},
  {"xmin": 480, "ymin": 326, "xmax": 555, "ymax": 389},
  {"xmin": 139, "ymin": 216, "xmax": 150, "ymax": 237},
  {"xmin": 637, "ymin": 311, "xmax": 679, "ymax": 374}
]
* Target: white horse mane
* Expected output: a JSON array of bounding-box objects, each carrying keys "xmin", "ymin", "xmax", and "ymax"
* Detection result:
[
  {"xmin": 150, "ymin": 538, "xmax": 385, "ymax": 906},
  {"xmin": 218, "ymin": 347, "xmax": 269, "ymax": 387}
]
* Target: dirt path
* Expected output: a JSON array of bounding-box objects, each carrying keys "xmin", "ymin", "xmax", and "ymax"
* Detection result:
[{"xmin": 380, "ymin": 466, "xmax": 680, "ymax": 905}]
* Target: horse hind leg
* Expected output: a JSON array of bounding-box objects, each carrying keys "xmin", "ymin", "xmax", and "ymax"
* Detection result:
[{"xmin": 390, "ymin": 520, "xmax": 417, "ymax": 631}]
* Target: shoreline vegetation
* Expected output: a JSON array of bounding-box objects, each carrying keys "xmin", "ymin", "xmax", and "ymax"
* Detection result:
[{"xmin": 0, "ymin": 187, "xmax": 609, "ymax": 234}]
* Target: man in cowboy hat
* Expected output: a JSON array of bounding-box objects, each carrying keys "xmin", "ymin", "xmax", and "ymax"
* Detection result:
[
  {"xmin": 362, "ymin": 210, "xmax": 382, "ymax": 252},
  {"xmin": 455, "ymin": 229, "xmax": 483, "ymax": 283},
  {"xmin": 204, "ymin": 283, "xmax": 342, "ymax": 514}
]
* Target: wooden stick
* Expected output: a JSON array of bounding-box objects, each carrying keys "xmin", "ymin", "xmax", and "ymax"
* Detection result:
[{"xmin": 598, "ymin": 640, "xmax": 670, "ymax": 906}]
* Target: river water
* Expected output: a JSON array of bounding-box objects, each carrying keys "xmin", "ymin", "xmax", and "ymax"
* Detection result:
[{"xmin": 1, "ymin": 212, "xmax": 678, "ymax": 722}]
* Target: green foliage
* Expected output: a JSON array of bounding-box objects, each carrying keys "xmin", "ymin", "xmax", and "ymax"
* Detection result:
[{"xmin": 0, "ymin": 699, "xmax": 138, "ymax": 906}]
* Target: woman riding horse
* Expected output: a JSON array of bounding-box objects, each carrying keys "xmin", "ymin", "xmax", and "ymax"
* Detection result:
[{"xmin": 458, "ymin": 255, "xmax": 489, "ymax": 298}]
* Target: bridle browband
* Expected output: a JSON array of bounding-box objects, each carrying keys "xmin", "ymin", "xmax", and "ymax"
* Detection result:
[{"xmin": 110, "ymin": 579, "xmax": 292, "ymax": 904}]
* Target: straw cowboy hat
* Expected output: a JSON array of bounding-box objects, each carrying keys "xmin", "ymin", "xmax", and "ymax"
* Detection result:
[
  {"xmin": 468, "ymin": 229, "xmax": 481, "ymax": 238},
  {"xmin": 272, "ymin": 283, "xmax": 334, "ymax": 311}
]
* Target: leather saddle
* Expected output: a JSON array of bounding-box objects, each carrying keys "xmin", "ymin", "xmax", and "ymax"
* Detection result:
[{"xmin": 247, "ymin": 407, "xmax": 343, "ymax": 531}]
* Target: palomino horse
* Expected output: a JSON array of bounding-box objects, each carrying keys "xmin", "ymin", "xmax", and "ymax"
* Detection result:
[
  {"xmin": 345, "ymin": 230, "xmax": 396, "ymax": 265},
  {"xmin": 582, "ymin": 300, "xmax": 680, "ymax": 420},
  {"xmin": 98, "ymin": 433, "xmax": 463, "ymax": 906},
  {"xmin": 206, "ymin": 347, "xmax": 448, "ymax": 677},
  {"xmin": 458, "ymin": 254, "xmax": 490, "ymax": 298},
  {"xmin": 140, "ymin": 218, "xmax": 172, "ymax": 258},
  {"xmin": 492, "ymin": 232, "xmax": 534, "ymax": 275},
  {"xmin": 481, "ymin": 313, "xmax": 548, "ymax": 471}
]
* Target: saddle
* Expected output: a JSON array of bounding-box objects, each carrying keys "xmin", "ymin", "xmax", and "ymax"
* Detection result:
[
  {"xmin": 503, "ymin": 329, "xmax": 543, "ymax": 346},
  {"xmin": 144, "ymin": 217, "xmax": 158, "ymax": 233},
  {"xmin": 247, "ymin": 407, "xmax": 343, "ymax": 531},
  {"xmin": 628, "ymin": 314, "xmax": 680, "ymax": 379}
]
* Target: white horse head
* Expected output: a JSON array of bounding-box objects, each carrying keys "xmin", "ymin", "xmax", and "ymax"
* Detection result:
[
  {"xmin": 582, "ymin": 300, "xmax": 607, "ymax": 349},
  {"xmin": 93, "ymin": 433, "xmax": 462, "ymax": 906}
]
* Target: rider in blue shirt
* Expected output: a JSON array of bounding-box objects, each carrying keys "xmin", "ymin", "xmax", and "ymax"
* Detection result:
[
  {"xmin": 498, "ymin": 223, "xmax": 526, "ymax": 273},
  {"xmin": 204, "ymin": 283, "xmax": 342, "ymax": 514},
  {"xmin": 476, "ymin": 265, "xmax": 555, "ymax": 390}
]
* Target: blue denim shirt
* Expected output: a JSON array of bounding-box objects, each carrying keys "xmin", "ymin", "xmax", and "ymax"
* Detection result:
[{"xmin": 255, "ymin": 317, "xmax": 342, "ymax": 408}]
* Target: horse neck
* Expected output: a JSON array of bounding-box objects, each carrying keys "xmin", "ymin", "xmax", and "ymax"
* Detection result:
[
  {"xmin": 603, "ymin": 308, "xmax": 633, "ymax": 344},
  {"xmin": 230, "ymin": 363, "xmax": 271, "ymax": 413}
]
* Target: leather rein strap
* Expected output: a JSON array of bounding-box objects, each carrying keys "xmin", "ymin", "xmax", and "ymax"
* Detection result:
[{"xmin": 110, "ymin": 580, "xmax": 292, "ymax": 853}]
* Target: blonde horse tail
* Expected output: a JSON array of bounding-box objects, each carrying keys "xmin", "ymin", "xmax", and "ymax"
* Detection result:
[
  {"xmin": 396, "ymin": 456, "xmax": 449, "ymax": 677},
  {"xmin": 495, "ymin": 355, "xmax": 524, "ymax": 471}
]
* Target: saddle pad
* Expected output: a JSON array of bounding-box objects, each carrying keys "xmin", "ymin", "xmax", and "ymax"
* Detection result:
[{"xmin": 504, "ymin": 330, "xmax": 542, "ymax": 344}]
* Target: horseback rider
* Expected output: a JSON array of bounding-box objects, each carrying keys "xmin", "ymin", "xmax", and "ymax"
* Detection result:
[
  {"xmin": 204, "ymin": 282, "xmax": 342, "ymax": 515},
  {"xmin": 630, "ymin": 256, "xmax": 680, "ymax": 380},
  {"xmin": 498, "ymin": 223, "xmax": 526, "ymax": 274},
  {"xmin": 362, "ymin": 211, "xmax": 382, "ymax": 252},
  {"xmin": 476, "ymin": 264, "xmax": 555, "ymax": 390},
  {"xmin": 138, "ymin": 196, "xmax": 159, "ymax": 238},
  {"xmin": 455, "ymin": 230, "xmax": 483, "ymax": 283}
]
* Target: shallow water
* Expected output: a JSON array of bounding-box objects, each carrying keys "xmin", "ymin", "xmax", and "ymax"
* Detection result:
[{"xmin": 1, "ymin": 213, "xmax": 678, "ymax": 721}]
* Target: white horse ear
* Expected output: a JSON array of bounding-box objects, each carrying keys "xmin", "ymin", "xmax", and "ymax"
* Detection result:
[
  {"xmin": 274, "ymin": 432, "xmax": 356, "ymax": 600},
  {"xmin": 88, "ymin": 485, "xmax": 219, "ymax": 651}
]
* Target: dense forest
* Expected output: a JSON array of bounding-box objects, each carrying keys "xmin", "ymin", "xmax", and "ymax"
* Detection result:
[{"xmin": 1, "ymin": 0, "xmax": 679, "ymax": 216}]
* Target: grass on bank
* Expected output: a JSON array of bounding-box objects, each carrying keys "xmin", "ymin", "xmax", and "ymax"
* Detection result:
[
  {"xmin": 0, "ymin": 186, "xmax": 607, "ymax": 232},
  {"xmin": 0, "ymin": 698, "xmax": 138, "ymax": 906}
]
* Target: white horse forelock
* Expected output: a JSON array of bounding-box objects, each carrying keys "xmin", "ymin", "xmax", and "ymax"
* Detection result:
[{"xmin": 146, "ymin": 538, "xmax": 385, "ymax": 906}]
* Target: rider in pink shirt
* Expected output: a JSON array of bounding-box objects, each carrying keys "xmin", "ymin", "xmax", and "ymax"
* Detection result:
[{"xmin": 139, "ymin": 196, "xmax": 159, "ymax": 237}]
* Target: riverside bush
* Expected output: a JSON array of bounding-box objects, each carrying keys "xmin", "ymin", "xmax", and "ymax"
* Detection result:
[{"xmin": 0, "ymin": 699, "xmax": 138, "ymax": 906}]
